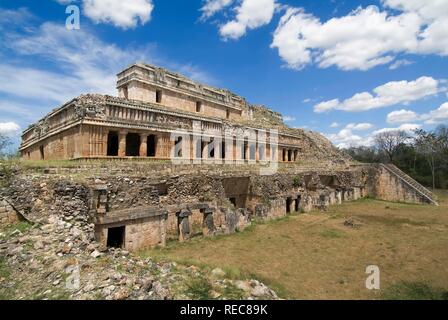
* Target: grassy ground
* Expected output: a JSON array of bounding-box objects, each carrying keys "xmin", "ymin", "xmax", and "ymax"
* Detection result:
[{"xmin": 142, "ymin": 190, "xmax": 448, "ymax": 300}]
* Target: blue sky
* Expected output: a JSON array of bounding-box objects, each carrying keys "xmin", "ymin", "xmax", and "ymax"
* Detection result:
[{"xmin": 0, "ymin": 0, "xmax": 447, "ymax": 151}]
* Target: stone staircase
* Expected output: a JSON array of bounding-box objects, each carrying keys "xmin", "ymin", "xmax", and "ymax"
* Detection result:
[{"xmin": 381, "ymin": 163, "xmax": 439, "ymax": 206}]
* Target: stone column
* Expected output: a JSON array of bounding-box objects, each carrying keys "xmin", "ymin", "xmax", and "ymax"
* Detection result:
[
  {"xmin": 202, "ymin": 208, "xmax": 215, "ymax": 236},
  {"xmin": 177, "ymin": 209, "xmax": 192, "ymax": 242},
  {"xmin": 118, "ymin": 131, "xmax": 127, "ymax": 157},
  {"xmin": 139, "ymin": 134, "xmax": 148, "ymax": 157}
]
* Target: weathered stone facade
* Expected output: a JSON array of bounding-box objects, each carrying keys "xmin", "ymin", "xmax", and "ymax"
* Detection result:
[
  {"xmin": 11, "ymin": 63, "xmax": 438, "ymax": 252},
  {"xmin": 20, "ymin": 63, "xmax": 346, "ymax": 166}
]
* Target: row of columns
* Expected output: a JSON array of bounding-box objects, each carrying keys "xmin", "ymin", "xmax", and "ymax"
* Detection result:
[
  {"xmin": 111, "ymin": 130, "xmax": 298, "ymax": 162},
  {"xmin": 282, "ymin": 148, "xmax": 299, "ymax": 162}
]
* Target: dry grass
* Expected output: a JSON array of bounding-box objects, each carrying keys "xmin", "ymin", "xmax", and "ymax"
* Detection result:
[{"xmin": 143, "ymin": 190, "xmax": 448, "ymax": 299}]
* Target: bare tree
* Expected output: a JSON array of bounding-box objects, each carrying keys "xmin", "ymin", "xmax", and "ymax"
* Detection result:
[
  {"xmin": 414, "ymin": 129, "xmax": 440, "ymax": 190},
  {"xmin": 0, "ymin": 133, "xmax": 11, "ymax": 156},
  {"xmin": 374, "ymin": 130, "xmax": 408, "ymax": 163}
]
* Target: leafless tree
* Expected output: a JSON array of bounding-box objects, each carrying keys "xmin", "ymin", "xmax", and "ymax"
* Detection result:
[
  {"xmin": 374, "ymin": 130, "xmax": 408, "ymax": 163},
  {"xmin": 415, "ymin": 129, "xmax": 443, "ymax": 190},
  {"xmin": 0, "ymin": 133, "xmax": 11, "ymax": 156}
]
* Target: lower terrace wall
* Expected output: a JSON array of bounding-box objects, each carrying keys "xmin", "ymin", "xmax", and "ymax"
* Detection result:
[
  {"xmin": 368, "ymin": 164, "xmax": 434, "ymax": 204},
  {"xmin": 1, "ymin": 162, "xmax": 433, "ymax": 252}
]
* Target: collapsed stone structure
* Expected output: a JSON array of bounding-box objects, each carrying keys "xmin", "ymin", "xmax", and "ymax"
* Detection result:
[{"xmin": 10, "ymin": 63, "xmax": 438, "ymax": 252}]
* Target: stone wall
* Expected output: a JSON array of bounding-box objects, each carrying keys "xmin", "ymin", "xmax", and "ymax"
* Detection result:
[
  {"xmin": 369, "ymin": 164, "xmax": 433, "ymax": 204},
  {"xmin": 0, "ymin": 198, "xmax": 20, "ymax": 225},
  {"xmin": 4, "ymin": 162, "xmax": 435, "ymax": 252}
]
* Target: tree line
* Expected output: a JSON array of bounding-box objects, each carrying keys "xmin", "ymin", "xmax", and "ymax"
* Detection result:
[{"xmin": 344, "ymin": 124, "xmax": 448, "ymax": 190}]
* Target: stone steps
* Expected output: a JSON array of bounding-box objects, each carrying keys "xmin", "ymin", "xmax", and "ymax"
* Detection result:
[{"xmin": 382, "ymin": 164, "xmax": 438, "ymax": 205}]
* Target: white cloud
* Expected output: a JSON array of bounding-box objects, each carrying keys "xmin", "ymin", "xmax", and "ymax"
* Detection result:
[
  {"xmin": 83, "ymin": 0, "xmax": 154, "ymax": 29},
  {"xmin": 386, "ymin": 102, "xmax": 448, "ymax": 125},
  {"xmin": 346, "ymin": 123, "xmax": 374, "ymax": 131},
  {"xmin": 421, "ymin": 102, "xmax": 448, "ymax": 124},
  {"xmin": 389, "ymin": 59, "xmax": 414, "ymax": 70},
  {"xmin": 326, "ymin": 123, "xmax": 374, "ymax": 148},
  {"xmin": 200, "ymin": 0, "xmax": 234, "ymax": 20},
  {"xmin": 4, "ymin": 22, "xmax": 154, "ymax": 100},
  {"xmin": 271, "ymin": 2, "xmax": 448, "ymax": 71},
  {"xmin": 283, "ymin": 115, "xmax": 296, "ymax": 122},
  {"xmin": 0, "ymin": 10, "xmax": 214, "ymax": 106},
  {"xmin": 386, "ymin": 109, "xmax": 419, "ymax": 123},
  {"xmin": 219, "ymin": 0, "xmax": 276, "ymax": 40},
  {"xmin": 373, "ymin": 123, "xmax": 421, "ymax": 135},
  {"xmin": 314, "ymin": 76, "xmax": 442, "ymax": 113},
  {"xmin": 0, "ymin": 122, "xmax": 21, "ymax": 135},
  {"xmin": 330, "ymin": 122, "xmax": 339, "ymax": 128}
]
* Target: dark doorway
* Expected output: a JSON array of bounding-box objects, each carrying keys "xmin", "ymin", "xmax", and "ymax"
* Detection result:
[
  {"xmin": 221, "ymin": 141, "xmax": 226, "ymax": 159},
  {"xmin": 209, "ymin": 139, "xmax": 215, "ymax": 158},
  {"xmin": 175, "ymin": 136, "xmax": 183, "ymax": 158},
  {"xmin": 286, "ymin": 197, "xmax": 292, "ymax": 213},
  {"xmin": 148, "ymin": 134, "xmax": 157, "ymax": 157},
  {"xmin": 156, "ymin": 90, "xmax": 162, "ymax": 103},
  {"xmin": 288, "ymin": 150, "xmax": 292, "ymax": 162},
  {"xmin": 39, "ymin": 145, "xmax": 45, "ymax": 160},
  {"xmin": 229, "ymin": 197, "xmax": 236, "ymax": 207},
  {"xmin": 107, "ymin": 131, "xmax": 119, "ymax": 156},
  {"xmin": 295, "ymin": 195, "xmax": 301, "ymax": 212},
  {"xmin": 107, "ymin": 226, "xmax": 125, "ymax": 248},
  {"xmin": 243, "ymin": 140, "xmax": 248, "ymax": 160},
  {"xmin": 126, "ymin": 133, "xmax": 140, "ymax": 156},
  {"xmin": 282, "ymin": 149, "xmax": 286, "ymax": 162}
]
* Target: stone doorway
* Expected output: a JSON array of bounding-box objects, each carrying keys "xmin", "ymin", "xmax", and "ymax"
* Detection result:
[
  {"xmin": 148, "ymin": 134, "xmax": 157, "ymax": 157},
  {"xmin": 39, "ymin": 145, "xmax": 45, "ymax": 160},
  {"xmin": 126, "ymin": 133, "xmax": 140, "ymax": 156},
  {"xmin": 107, "ymin": 131, "xmax": 119, "ymax": 156},
  {"xmin": 295, "ymin": 195, "xmax": 301, "ymax": 212},
  {"xmin": 107, "ymin": 226, "xmax": 125, "ymax": 248}
]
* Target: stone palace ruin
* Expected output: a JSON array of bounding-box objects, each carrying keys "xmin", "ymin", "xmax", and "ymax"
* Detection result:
[{"xmin": 4, "ymin": 63, "xmax": 437, "ymax": 252}]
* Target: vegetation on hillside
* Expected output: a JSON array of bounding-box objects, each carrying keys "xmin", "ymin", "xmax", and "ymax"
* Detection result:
[{"xmin": 345, "ymin": 124, "xmax": 448, "ymax": 189}]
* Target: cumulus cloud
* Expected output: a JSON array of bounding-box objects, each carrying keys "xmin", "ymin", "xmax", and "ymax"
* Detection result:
[
  {"xmin": 314, "ymin": 76, "xmax": 442, "ymax": 113},
  {"xmin": 421, "ymin": 102, "xmax": 448, "ymax": 124},
  {"xmin": 0, "ymin": 8, "xmax": 212, "ymax": 122},
  {"xmin": 283, "ymin": 115, "xmax": 296, "ymax": 122},
  {"xmin": 389, "ymin": 59, "xmax": 414, "ymax": 70},
  {"xmin": 0, "ymin": 122, "xmax": 21, "ymax": 135},
  {"xmin": 200, "ymin": 0, "xmax": 234, "ymax": 20},
  {"xmin": 217, "ymin": 0, "xmax": 276, "ymax": 40},
  {"xmin": 326, "ymin": 123, "xmax": 374, "ymax": 148},
  {"xmin": 271, "ymin": 1, "xmax": 448, "ymax": 71},
  {"xmin": 330, "ymin": 122, "xmax": 339, "ymax": 128},
  {"xmin": 373, "ymin": 123, "xmax": 421, "ymax": 135},
  {"xmin": 83, "ymin": 0, "xmax": 154, "ymax": 29},
  {"xmin": 386, "ymin": 109, "xmax": 419, "ymax": 123},
  {"xmin": 386, "ymin": 102, "xmax": 448, "ymax": 125},
  {"xmin": 346, "ymin": 123, "xmax": 374, "ymax": 131}
]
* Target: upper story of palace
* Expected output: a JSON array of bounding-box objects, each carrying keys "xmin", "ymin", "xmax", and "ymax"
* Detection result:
[{"xmin": 116, "ymin": 63, "xmax": 282, "ymax": 124}]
